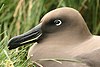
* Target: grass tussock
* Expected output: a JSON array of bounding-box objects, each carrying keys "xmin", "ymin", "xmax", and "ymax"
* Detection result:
[{"xmin": 0, "ymin": 0, "xmax": 100, "ymax": 67}]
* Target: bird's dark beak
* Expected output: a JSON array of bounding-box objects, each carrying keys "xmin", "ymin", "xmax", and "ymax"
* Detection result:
[{"xmin": 8, "ymin": 23, "xmax": 42, "ymax": 50}]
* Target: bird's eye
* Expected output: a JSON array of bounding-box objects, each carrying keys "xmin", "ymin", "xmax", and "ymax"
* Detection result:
[{"xmin": 54, "ymin": 20, "xmax": 62, "ymax": 26}]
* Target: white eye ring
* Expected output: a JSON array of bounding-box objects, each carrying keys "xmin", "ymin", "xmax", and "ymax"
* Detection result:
[{"xmin": 54, "ymin": 20, "xmax": 62, "ymax": 26}]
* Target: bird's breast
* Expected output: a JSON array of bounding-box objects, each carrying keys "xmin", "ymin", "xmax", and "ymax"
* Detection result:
[
  {"xmin": 28, "ymin": 36, "xmax": 100, "ymax": 62},
  {"xmin": 28, "ymin": 43, "xmax": 78, "ymax": 61}
]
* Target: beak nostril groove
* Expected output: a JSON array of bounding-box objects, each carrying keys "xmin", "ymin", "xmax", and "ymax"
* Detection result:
[{"xmin": 8, "ymin": 23, "xmax": 42, "ymax": 50}]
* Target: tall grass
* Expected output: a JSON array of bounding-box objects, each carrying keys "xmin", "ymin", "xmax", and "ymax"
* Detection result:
[{"xmin": 0, "ymin": 0, "xmax": 100, "ymax": 67}]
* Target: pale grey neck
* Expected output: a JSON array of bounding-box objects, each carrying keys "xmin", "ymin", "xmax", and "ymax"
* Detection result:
[{"xmin": 40, "ymin": 29, "xmax": 92, "ymax": 46}]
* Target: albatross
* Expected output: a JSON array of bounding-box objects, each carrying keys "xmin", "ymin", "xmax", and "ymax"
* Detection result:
[{"xmin": 8, "ymin": 7, "xmax": 100, "ymax": 67}]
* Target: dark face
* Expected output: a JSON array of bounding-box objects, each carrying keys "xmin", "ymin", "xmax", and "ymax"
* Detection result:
[
  {"xmin": 41, "ymin": 19, "xmax": 64, "ymax": 33},
  {"xmin": 8, "ymin": 7, "xmax": 73, "ymax": 50},
  {"xmin": 8, "ymin": 15, "xmax": 67, "ymax": 50}
]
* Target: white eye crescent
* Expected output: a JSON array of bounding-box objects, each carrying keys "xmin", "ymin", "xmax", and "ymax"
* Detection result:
[{"xmin": 54, "ymin": 20, "xmax": 62, "ymax": 26}]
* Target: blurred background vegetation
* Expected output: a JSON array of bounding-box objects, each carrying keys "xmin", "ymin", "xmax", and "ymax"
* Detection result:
[{"xmin": 0, "ymin": 0, "xmax": 100, "ymax": 67}]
